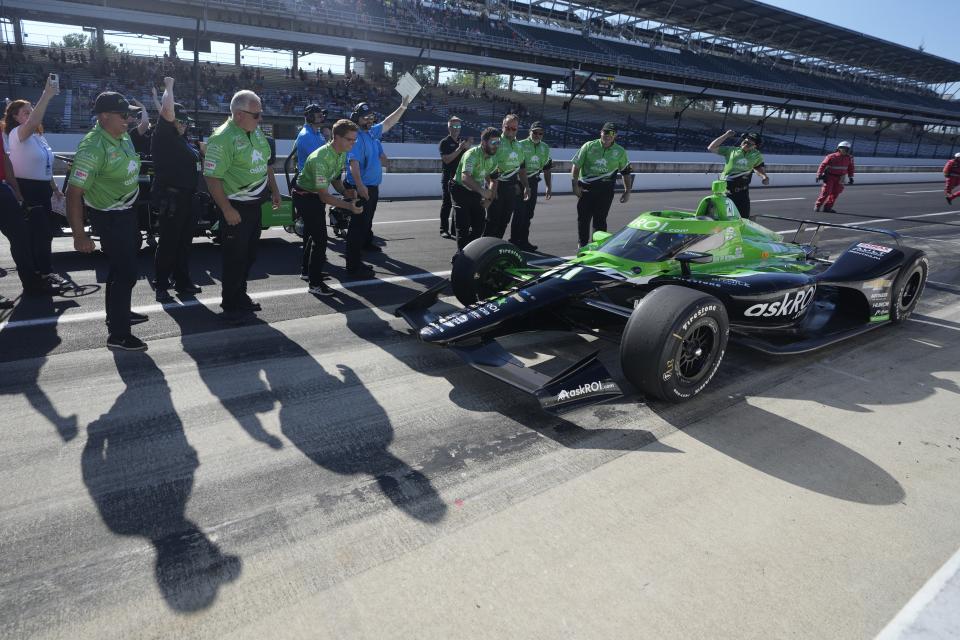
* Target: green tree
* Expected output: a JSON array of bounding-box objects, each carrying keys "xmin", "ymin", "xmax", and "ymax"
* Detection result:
[
  {"xmin": 446, "ymin": 70, "xmax": 505, "ymax": 90},
  {"xmin": 412, "ymin": 65, "xmax": 434, "ymax": 87},
  {"xmin": 59, "ymin": 33, "xmax": 89, "ymax": 49}
]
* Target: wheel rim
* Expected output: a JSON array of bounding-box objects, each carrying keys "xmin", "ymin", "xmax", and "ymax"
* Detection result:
[
  {"xmin": 479, "ymin": 255, "xmax": 520, "ymax": 295},
  {"xmin": 676, "ymin": 320, "xmax": 718, "ymax": 385},
  {"xmin": 898, "ymin": 270, "xmax": 922, "ymax": 311}
]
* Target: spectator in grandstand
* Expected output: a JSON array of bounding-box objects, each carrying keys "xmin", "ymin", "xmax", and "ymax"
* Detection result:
[
  {"xmin": 296, "ymin": 119, "xmax": 364, "ymax": 296},
  {"xmin": 343, "ymin": 96, "xmax": 411, "ymax": 276},
  {"xmin": 815, "ymin": 141, "xmax": 855, "ymax": 213},
  {"xmin": 513, "ymin": 121, "xmax": 553, "ymax": 252},
  {"xmin": 151, "ymin": 77, "xmax": 202, "ymax": 303},
  {"xmin": 944, "ymin": 152, "xmax": 960, "ymax": 205},
  {"xmin": 438, "ymin": 115, "xmax": 469, "ymax": 238},
  {"xmin": 67, "ymin": 92, "xmax": 148, "ymax": 351},
  {"xmin": 707, "ymin": 130, "xmax": 768, "ymax": 219},
  {"xmin": 451, "ymin": 127, "xmax": 502, "ymax": 252},
  {"xmin": 4, "ymin": 75, "xmax": 66, "ymax": 289},
  {"xmin": 571, "ymin": 123, "xmax": 632, "ymax": 247},
  {"xmin": 203, "ymin": 90, "xmax": 282, "ymax": 322},
  {"xmin": 294, "ymin": 104, "xmax": 328, "ymax": 281},
  {"xmin": 485, "ymin": 114, "xmax": 529, "ymax": 241}
]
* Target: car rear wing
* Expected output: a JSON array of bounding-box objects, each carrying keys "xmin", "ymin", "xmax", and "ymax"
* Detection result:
[
  {"xmin": 394, "ymin": 280, "xmax": 623, "ymax": 414},
  {"xmin": 753, "ymin": 214, "xmax": 903, "ymax": 249}
]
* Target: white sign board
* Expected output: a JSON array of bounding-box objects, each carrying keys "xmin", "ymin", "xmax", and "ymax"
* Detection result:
[{"xmin": 395, "ymin": 72, "xmax": 422, "ymax": 102}]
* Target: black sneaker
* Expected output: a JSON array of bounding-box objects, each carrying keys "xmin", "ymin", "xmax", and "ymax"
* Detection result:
[
  {"xmin": 309, "ymin": 282, "xmax": 335, "ymax": 296},
  {"xmin": 130, "ymin": 311, "xmax": 149, "ymax": 325},
  {"xmin": 175, "ymin": 282, "xmax": 202, "ymax": 295},
  {"xmin": 237, "ymin": 297, "xmax": 262, "ymax": 312},
  {"xmin": 107, "ymin": 335, "xmax": 148, "ymax": 351},
  {"xmin": 346, "ymin": 264, "xmax": 375, "ymax": 275},
  {"xmin": 299, "ymin": 273, "xmax": 310, "ymax": 281},
  {"xmin": 822, "ymin": 206, "xmax": 836, "ymax": 213},
  {"xmin": 44, "ymin": 273, "xmax": 69, "ymax": 288}
]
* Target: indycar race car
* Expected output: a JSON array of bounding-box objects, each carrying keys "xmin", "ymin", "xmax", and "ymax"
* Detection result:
[{"xmin": 396, "ymin": 180, "xmax": 928, "ymax": 413}]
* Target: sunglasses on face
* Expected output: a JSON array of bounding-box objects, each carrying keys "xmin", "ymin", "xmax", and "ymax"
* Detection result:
[
  {"xmin": 531, "ymin": 131, "xmax": 544, "ymax": 136},
  {"xmin": 504, "ymin": 126, "xmax": 518, "ymax": 132},
  {"xmin": 488, "ymin": 139, "xmax": 501, "ymax": 146},
  {"xmin": 450, "ymin": 124, "xmax": 462, "ymax": 128},
  {"xmin": 241, "ymin": 109, "xmax": 263, "ymax": 119},
  {"xmin": 742, "ymin": 140, "xmax": 756, "ymax": 147},
  {"xmin": 602, "ymin": 130, "xmax": 616, "ymax": 135}
]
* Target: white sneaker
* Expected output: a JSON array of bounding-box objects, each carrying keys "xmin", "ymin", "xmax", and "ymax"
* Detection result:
[{"xmin": 309, "ymin": 282, "xmax": 334, "ymax": 296}]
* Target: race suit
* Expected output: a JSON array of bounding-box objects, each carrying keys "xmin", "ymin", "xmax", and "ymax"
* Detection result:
[
  {"xmin": 943, "ymin": 159, "xmax": 960, "ymax": 201},
  {"xmin": 816, "ymin": 151, "xmax": 855, "ymax": 209}
]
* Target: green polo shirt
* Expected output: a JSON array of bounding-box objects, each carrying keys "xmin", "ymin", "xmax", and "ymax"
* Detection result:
[
  {"xmin": 203, "ymin": 118, "xmax": 272, "ymax": 201},
  {"xmin": 494, "ymin": 136, "xmax": 525, "ymax": 181},
  {"xmin": 299, "ymin": 142, "xmax": 345, "ymax": 192},
  {"xmin": 718, "ymin": 146, "xmax": 765, "ymax": 181},
  {"xmin": 572, "ymin": 139, "xmax": 630, "ymax": 183},
  {"xmin": 455, "ymin": 146, "xmax": 501, "ymax": 187},
  {"xmin": 68, "ymin": 123, "xmax": 141, "ymax": 211},
  {"xmin": 519, "ymin": 138, "xmax": 552, "ymax": 177}
]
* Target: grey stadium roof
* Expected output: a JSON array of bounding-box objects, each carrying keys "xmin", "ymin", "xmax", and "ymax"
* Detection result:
[{"xmin": 590, "ymin": 0, "xmax": 960, "ymax": 84}]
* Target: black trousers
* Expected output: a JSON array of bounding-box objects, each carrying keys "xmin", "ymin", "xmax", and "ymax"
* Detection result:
[
  {"xmin": 440, "ymin": 175, "xmax": 455, "ymax": 234},
  {"xmin": 153, "ymin": 187, "xmax": 196, "ymax": 288},
  {"xmin": 294, "ymin": 191, "xmax": 327, "ymax": 285},
  {"xmin": 0, "ymin": 182, "xmax": 40, "ymax": 290},
  {"xmin": 19, "ymin": 178, "xmax": 55, "ymax": 275},
  {"xmin": 576, "ymin": 181, "xmax": 615, "ymax": 246},
  {"xmin": 484, "ymin": 179, "xmax": 517, "ymax": 239},
  {"xmin": 451, "ymin": 182, "xmax": 485, "ymax": 251},
  {"xmin": 727, "ymin": 188, "xmax": 751, "ymax": 219},
  {"xmin": 220, "ymin": 199, "xmax": 262, "ymax": 311},
  {"xmin": 510, "ymin": 176, "xmax": 539, "ymax": 246},
  {"xmin": 345, "ymin": 185, "xmax": 378, "ymax": 269},
  {"xmin": 89, "ymin": 208, "xmax": 139, "ymax": 338}
]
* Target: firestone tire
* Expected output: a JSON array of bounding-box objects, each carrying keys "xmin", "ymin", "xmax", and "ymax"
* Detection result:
[
  {"xmin": 620, "ymin": 285, "xmax": 729, "ymax": 402},
  {"xmin": 451, "ymin": 237, "xmax": 526, "ymax": 306},
  {"xmin": 890, "ymin": 250, "xmax": 927, "ymax": 324}
]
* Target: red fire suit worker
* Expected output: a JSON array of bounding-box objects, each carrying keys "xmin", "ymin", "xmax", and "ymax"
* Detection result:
[
  {"xmin": 815, "ymin": 141, "xmax": 855, "ymax": 213},
  {"xmin": 943, "ymin": 152, "xmax": 960, "ymax": 204}
]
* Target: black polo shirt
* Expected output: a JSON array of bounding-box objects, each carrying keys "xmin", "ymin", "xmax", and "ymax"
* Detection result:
[
  {"xmin": 439, "ymin": 135, "xmax": 464, "ymax": 180},
  {"xmin": 150, "ymin": 118, "xmax": 200, "ymax": 190}
]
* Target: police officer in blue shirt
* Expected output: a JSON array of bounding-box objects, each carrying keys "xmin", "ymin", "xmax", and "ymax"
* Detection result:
[
  {"xmin": 294, "ymin": 104, "xmax": 326, "ymax": 280},
  {"xmin": 343, "ymin": 96, "xmax": 410, "ymax": 275}
]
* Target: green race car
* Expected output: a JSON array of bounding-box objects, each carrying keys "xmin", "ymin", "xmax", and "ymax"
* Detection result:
[{"xmin": 397, "ymin": 181, "xmax": 928, "ymax": 413}]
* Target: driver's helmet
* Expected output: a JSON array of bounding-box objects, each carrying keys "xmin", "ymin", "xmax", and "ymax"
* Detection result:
[{"xmin": 837, "ymin": 141, "xmax": 852, "ymax": 151}]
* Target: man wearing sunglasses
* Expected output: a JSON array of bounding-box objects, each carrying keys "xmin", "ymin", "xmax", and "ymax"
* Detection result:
[
  {"xmin": 67, "ymin": 91, "xmax": 147, "ymax": 350},
  {"xmin": 203, "ymin": 90, "xmax": 281, "ymax": 321},
  {"xmin": 451, "ymin": 127, "xmax": 503, "ymax": 251},
  {"xmin": 485, "ymin": 114, "xmax": 530, "ymax": 241},
  {"xmin": 514, "ymin": 121, "xmax": 553, "ymax": 251},
  {"xmin": 571, "ymin": 123, "xmax": 632, "ymax": 247},
  {"xmin": 150, "ymin": 76, "xmax": 202, "ymax": 303},
  {"xmin": 438, "ymin": 115, "xmax": 469, "ymax": 238},
  {"xmin": 707, "ymin": 129, "xmax": 769, "ymax": 219}
]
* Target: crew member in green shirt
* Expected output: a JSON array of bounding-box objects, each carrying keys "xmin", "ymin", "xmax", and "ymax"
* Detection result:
[
  {"xmin": 571, "ymin": 122, "xmax": 633, "ymax": 247},
  {"xmin": 67, "ymin": 92, "xmax": 148, "ymax": 351},
  {"xmin": 707, "ymin": 130, "xmax": 769, "ymax": 219},
  {"xmin": 295, "ymin": 118, "xmax": 363, "ymax": 296},
  {"xmin": 451, "ymin": 127, "xmax": 502, "ymax": 251},
  {"xmin": 203, "ymin": 90, "xmax": 282, "ymax": 321},
  {"xmin": 485, "ymin": 114, "xmax": 530, "ymax": 241},
  {"xmin": 513, "ymin": 121, "xmax": 553, "ymax": 251}
]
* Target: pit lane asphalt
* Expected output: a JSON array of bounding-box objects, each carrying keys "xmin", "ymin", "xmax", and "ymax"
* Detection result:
[{"xmin": 1, "ymin": 182, "xmax": 959, "ymax": 639}]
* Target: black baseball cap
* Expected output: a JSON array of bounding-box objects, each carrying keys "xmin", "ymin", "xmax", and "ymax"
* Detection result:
[
  {"xmin": 529, "ymin": 121, "xmax": 545, "ymax": 132},
  {"xmin": 304, "ymin": 103, "xmax": 326, "ymax": 118},
  {"xmin": 354, "ymin": 102, "xmax": 373, "ymax": 116},
  {"xmin": 601, "ymin": 122, "xmax": 617, "ymax": 133},
  {"xmin": 93, "ymin": 92, "xmax": 140, "ymax": 115},
  {"xmin": 173, "ymin": 103, "xmax": 194, "ymax": 123}
]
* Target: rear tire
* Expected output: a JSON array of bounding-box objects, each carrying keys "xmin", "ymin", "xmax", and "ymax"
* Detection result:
[
  {"xmin": 620, "ymin": 285, "xmax": 729, "ymax": 402},
  {"xmin": 890, "ymin": 250, "xmax": 927, "ymax": 323},
  {"xmin": 451, "ymin": 237, "xmax": 526, "ymax": 305}
]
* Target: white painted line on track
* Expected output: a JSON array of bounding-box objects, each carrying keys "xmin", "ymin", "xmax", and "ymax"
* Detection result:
[
  {"xmin": 753, "ymin": 197, "xmax": 805, "ymax": 202},
  {"xmin": 928, "ymin": 280, "xmax": 960, "ymax": 293},
  {"xmin": 903, "ymin": 189, "xmax": 947, "ymax": 194},
  {"xmin": 875, "ymin": 545, "xmax": 960, "ymax": 640},
  {"xmin": 0, "ymin": 256, "xmax": 569, "ymax": 331},
  {"xmin": 906, "ymin": 317, "xmax": 960, "ymax": 332}
]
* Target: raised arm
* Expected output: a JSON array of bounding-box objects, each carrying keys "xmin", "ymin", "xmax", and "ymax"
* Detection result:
[
  {"xmin": 380, "ymin": 95, "xmax": 411, "ymax": 134},
  {"xmin": 18, "ymin": 76, "xmax": 59, "ymax": 142},
  {"xmin": 159, "ymin": 77, "xmax": 176, "ymax": 123}
]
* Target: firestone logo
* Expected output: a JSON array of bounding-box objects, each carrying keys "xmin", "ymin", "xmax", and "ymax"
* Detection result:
[
  {"xmin": 557, "ymin": 380, "xmax": 617, "ymax": 402},
  {"xmin": 744, "ymin": 287, "xmax": 815, "ymax": 318}
]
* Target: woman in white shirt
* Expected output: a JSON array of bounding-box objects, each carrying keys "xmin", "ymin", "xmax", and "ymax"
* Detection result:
[{"xmin": 3, "ymin": 77, "xmax": 64, "ymax": 283}]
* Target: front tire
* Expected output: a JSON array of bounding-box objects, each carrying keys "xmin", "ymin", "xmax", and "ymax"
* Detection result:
[
  {"xmin": 890, "ymin": 250, "xmax": 927, "ymax": 323},
  {"xmin": 451, "ymin": 237, "xmax": 526, "ymax": 305},
  {"xmin": 620, "ymin": 286, "xmax": 729, "ymax": 402}
]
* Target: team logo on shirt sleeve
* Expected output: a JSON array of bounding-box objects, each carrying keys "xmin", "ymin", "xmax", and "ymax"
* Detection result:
[
  {"xmin": 204, "ymin": 160, "xmax": 217, "ymax": 171},
  {"xmin": 73, "ymin": 169, "xmax": 88, "ymax": 182}
]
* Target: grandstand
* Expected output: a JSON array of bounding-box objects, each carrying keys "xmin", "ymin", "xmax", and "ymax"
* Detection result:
[{"xmin": 1, "ymin": 0, "xmax": 959, "ymax": 157}]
